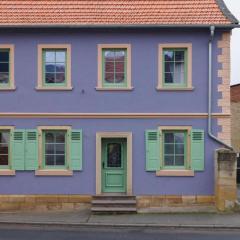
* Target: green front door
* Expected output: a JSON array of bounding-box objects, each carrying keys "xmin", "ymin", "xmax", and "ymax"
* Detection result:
[{"xmin": 102, "ymin": 138, "xmax": 127, "ymax": 193}]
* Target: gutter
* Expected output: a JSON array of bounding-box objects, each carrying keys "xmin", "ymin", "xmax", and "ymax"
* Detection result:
[
  {"xmin": 208, "ymin": 26, "xmax": 233, "ymax": 150},
  {"xmin": 0, "ymin": 24, "xmax": 238, "ymax": 29}
]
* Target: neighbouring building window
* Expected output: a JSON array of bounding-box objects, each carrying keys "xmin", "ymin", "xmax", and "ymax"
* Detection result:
[
  {"xmin": 158, "ymin": 44, "xmax": 192, "ymax": 90},
  {"xmin": 0, "ymin": 130, "xmax": 10, "ymax": 168},
  {"xmin": 0, "ymin": 45, "xmax": 15, "ymax": 90},
  {"xmin": 97, "ymin": 44, "xmax": 132, "ymax": 90},
  {"xmin": 37, "ymin": 44, "xmax": 72, "ymax": 90},
  {"xmin": 43, "ymin": 131, "xmax": 66, "ymax": 168},
  {"xmin": 163, "ymin": 49, "xmax": 187, "ymax": 87},
  {"xmin": 163, "ymin": 130, "xmax": 186, "ymax": 168}
]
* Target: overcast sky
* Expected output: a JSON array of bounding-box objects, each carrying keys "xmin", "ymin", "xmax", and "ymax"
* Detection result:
[{"xmin": 224, "ymin": 0, "xmax": 240, "ymax": 85}]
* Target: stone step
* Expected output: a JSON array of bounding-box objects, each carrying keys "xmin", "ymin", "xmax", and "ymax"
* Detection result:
[
  {"xmin": 92, "ymin": 199, "xmax": 136, "ymax": 205},
  {"xmin": 91, "ymin": 207, "xmax": 137, "ymax": 213},
  {"xmin": 91, "ymin": 195, "xmax": 137, "ymax": 213}
]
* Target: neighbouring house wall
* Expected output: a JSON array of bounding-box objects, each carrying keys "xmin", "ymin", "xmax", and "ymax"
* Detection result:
[{"xmin": 231, "ymin": 85, "xmax": 240, "ymax": 152}]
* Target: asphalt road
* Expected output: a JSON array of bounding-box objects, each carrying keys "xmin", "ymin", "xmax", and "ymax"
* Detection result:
[{"xmin": 0, "ymin": 226, "xmax": 240, "ymax": 240}]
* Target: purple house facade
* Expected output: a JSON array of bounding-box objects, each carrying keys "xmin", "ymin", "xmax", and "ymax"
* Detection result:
[{"xmin": 0, "ymin": 0, "xmax": 238, "ymax": 212}]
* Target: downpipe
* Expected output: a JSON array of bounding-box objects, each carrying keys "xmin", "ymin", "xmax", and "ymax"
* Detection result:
[{"xmin": 208, "ymin": 25, "xmax": 233, "ymax": 150}]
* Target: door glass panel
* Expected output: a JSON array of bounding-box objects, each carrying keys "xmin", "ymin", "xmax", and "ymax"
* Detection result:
[{"xmin": 107, "ymin": 143, "xmax": 122, "ymax": 168}]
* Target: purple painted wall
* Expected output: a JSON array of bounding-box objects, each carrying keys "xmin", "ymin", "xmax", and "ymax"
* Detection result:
[
  {"xmin": 0, "ymin": 118, "xmax": 220, "ymax": 195},
  {"xmin": 0, "ymin": 28, "xmax": 222, "ymax": 113},
  {"xmin": 0, "ymin": 28, "xmax": 225, "ymax": 195}
]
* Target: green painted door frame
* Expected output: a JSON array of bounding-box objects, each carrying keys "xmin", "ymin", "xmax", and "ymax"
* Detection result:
[{"xmin": 101, "ymin": 138, "xmax": 127, "ymax": 193}]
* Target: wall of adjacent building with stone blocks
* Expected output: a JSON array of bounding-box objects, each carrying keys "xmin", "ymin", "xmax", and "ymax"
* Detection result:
[
  {"xmin": 215, "ymin": 149, "xmax": 237, "ymax": 211},
  {"xmin": 231, "ymin": 102, "xmax": 240, "ymax": 152}
]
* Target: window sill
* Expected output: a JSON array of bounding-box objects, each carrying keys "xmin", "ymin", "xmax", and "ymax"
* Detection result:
[
  {"xmin": 35, "ymin": 86, "xmax": 73, "ymax": 91},
  {"xmin": 156, "ymin": 87, "xmax": 194, "ymax": 91},
  {"xmin": 95, "ymin": 87, "xmax": 134, "ymax": 91},
  {"xmin": 0, "ymin": 169, "xmax": 16, "ymax": 176},
  {"xmin": 35, "ymin": 169, "xmax": 73, "ymax": 176},
  {"xmin": 0, "ymin": 86, "xmax": 16, "ymax": 91},
  {"xmin": 156, "ymin": 170, "xmax": 194, "ymax": 177}
]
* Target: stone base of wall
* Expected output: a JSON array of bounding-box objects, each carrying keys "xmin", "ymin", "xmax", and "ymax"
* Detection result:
[
  {"xmin": 137, "ymin": 195, "xmax": 216, "ymax": 213},
  {"xmin": 0, "ymin": 195, "xmax": 92, "ymax": 212}
]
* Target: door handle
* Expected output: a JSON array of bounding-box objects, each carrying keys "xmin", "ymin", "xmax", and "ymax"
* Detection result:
[{"xmin": 102, "ymin": 162, "xmax": 105, "ymax": 168}]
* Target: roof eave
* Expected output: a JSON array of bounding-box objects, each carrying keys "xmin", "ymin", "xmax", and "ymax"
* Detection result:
[{"xmin": 0, "ymin": 24, "xmax": 238, "ymax": 29}]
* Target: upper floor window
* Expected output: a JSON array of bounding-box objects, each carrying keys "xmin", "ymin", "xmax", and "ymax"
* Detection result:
[
  {"xmin": 158, "ymin": 44, "xmax": 193, "ymax": 91},
  {"xmin": 37, "ymin": 44, "xmax": 72, "ymax": 91},
  {"xmin": 0, "ymin": 45, "xmax": 15, "ymax": 90},
  {"xmin": 97, "ymin": 44, "xmax": 132, "ymax": 91}
]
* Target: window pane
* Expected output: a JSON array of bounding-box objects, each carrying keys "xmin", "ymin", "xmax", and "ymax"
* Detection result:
[
  {"xmin": 164, "ymin": 133, "xmax": 174, "ymax": 143},
  {"xmin": 164, "ymin": 51, "xmax": 174, "ymax": 61},
  {"xmin": 56, "ymin": 133, "xmax": 65, "ymax": 143},
  {"xmin": 115, "ymin": 51, "xmax": 125, "ymax": 61},
  {"xmin": 56, "ymin": 51, "xmax": 66, "ymax": 62},
  {"xmin": 45, "ymin": 144, "xmax": 54, "ymax": 154},
  {"xmin": 104, "ymin": 51, "xmax": 115, "ymax": 61},
  {"xmin": 115, "ymin": 72, "xmax": 124, "ymax": 83},
  {"xmin": 0, "ymin": 155, "xmax": 8, "ymax": 165},
  {"xmin": 0, "ymin": 73, "xmax": 9, "ymax": 84},
  {"xmin": 45, "ymin": 51, "xmax": 55, "ymax": 62},
  {"xmin": 174, "ymin": 62, "xmax": 185, "ymax": 84},
  {"xmin": 0, "ymin": 51, "xmax": 9, "ymax": 62},
  {"xmin": 0, "ymin": 144, "xmax": 8, "ymax": 154},
  {"xmin": 0, "ymin": 132, "xmax": 9, "ymax": 143},
  {"xmin": 165, "ymin": 73, "xmax": 174, "ymax": 83},
  {"xmin": 55, "ymin": 73, "xmax": 65, "ymax": 83},
  {"xmin": 107, "ymin": 143, "xmax": 122, "ymax": 168},
  {"xmin": 165, "ymin": 62, "xmax": 174, "ymax": 73},
  {"xmin": 45, "ymin": 63, "xmax": 55, "ymax": 73},
  {"xmin": 175, "ymin": 51, "xmax": 185, "ymax": 62},
  {"xmin": 105, "ymin": 72, "xmax": 114, "ymax": 83},
  {"xmin": 0, "ymin": 63, "xmax": 9, "ymax": 73},
  {"xmin": 46, "ymin": 155, "xmax": 54, "ymax": 165},
  {"xmin": 45, "ymin": 132, "xmax": 54, "ymax": 143},
  {"xmin": 105, "ymin": 62, "xmax": 114, "ymax": 72},
  {"xmin": 56, "ymin": 63, "xmax": 65, "ymax": 73},
  {"xmin": 175, "ymin": 155, "xmax": 185, "ymax": 166},
  {"xmin": 175, "ymin": 144, "xmax": 184, "ymax": 154},
  {"xmin": 115, "ymin": 62, "xmax": 124, "ymax": 73},
  {"xmin": 175, "ymin": 133, "xmax": 185, "ymax": 143},
  {"xmin": 164, "ymin": 144, "xmax": 174, "ymax": 154},
  {"xmin": 164, "ymin": 155, "xmax": 174, "ymax": 166},
  {"xmin": 56, "ymin": 144, "xmax": 65, "ymax": 154},
  {"xmin": 45, "ymin": 73, "xmax": 55, "ymax": 83},
  {"xmin": 56, "ymin": 155, "xmax": 65, "ymax": 166}
]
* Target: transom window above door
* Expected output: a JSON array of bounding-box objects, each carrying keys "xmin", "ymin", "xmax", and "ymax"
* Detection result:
[
  {"xmin": 97, "ymin": 44, "xmax": 132, "ymax": 90},
  {"xmin": 37, "ymin": 44, "xmax": 72, "ymax": 91}
]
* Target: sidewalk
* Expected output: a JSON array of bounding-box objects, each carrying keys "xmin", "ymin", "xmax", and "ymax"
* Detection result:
[{"xmin": 0, "ymin": 210, "xmax": 240, "ymax": 229}]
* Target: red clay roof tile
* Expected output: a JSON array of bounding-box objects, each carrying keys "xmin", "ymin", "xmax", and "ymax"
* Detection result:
[{"xmin": 0, "ymin": 0, "xmax": 237, "ymax": 26}]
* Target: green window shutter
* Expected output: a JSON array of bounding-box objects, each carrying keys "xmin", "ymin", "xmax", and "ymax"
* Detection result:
[
  {"xmin": 191, "ymin": 129, "xmax": 205, "ymax": 171},
  {"xmin": 12, "ymin": 130, "xmax": 25, "ymax": 170},
  {"xmin": 70, "ymin": 130, "xmax": 83, "ymax": 171},
  {"xmin": 145, "ymin": 130, "xmax": 160, "ymax": 171},
  {"xmin": 25, "ymin": 130, "xmax": 38, "ymax": 170}
]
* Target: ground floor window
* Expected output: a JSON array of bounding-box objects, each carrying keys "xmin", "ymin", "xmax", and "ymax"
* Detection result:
[
  {"xmin": 163, "ymin": 130, "xmax": 187, "ymax": 168},
  {"xmin": 43, "ymin": 130, "xmax": 66, "ymax": 168},
  {"xmin": 0, "ymin": 130, "xmax": 10, "ymax": 167}
]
